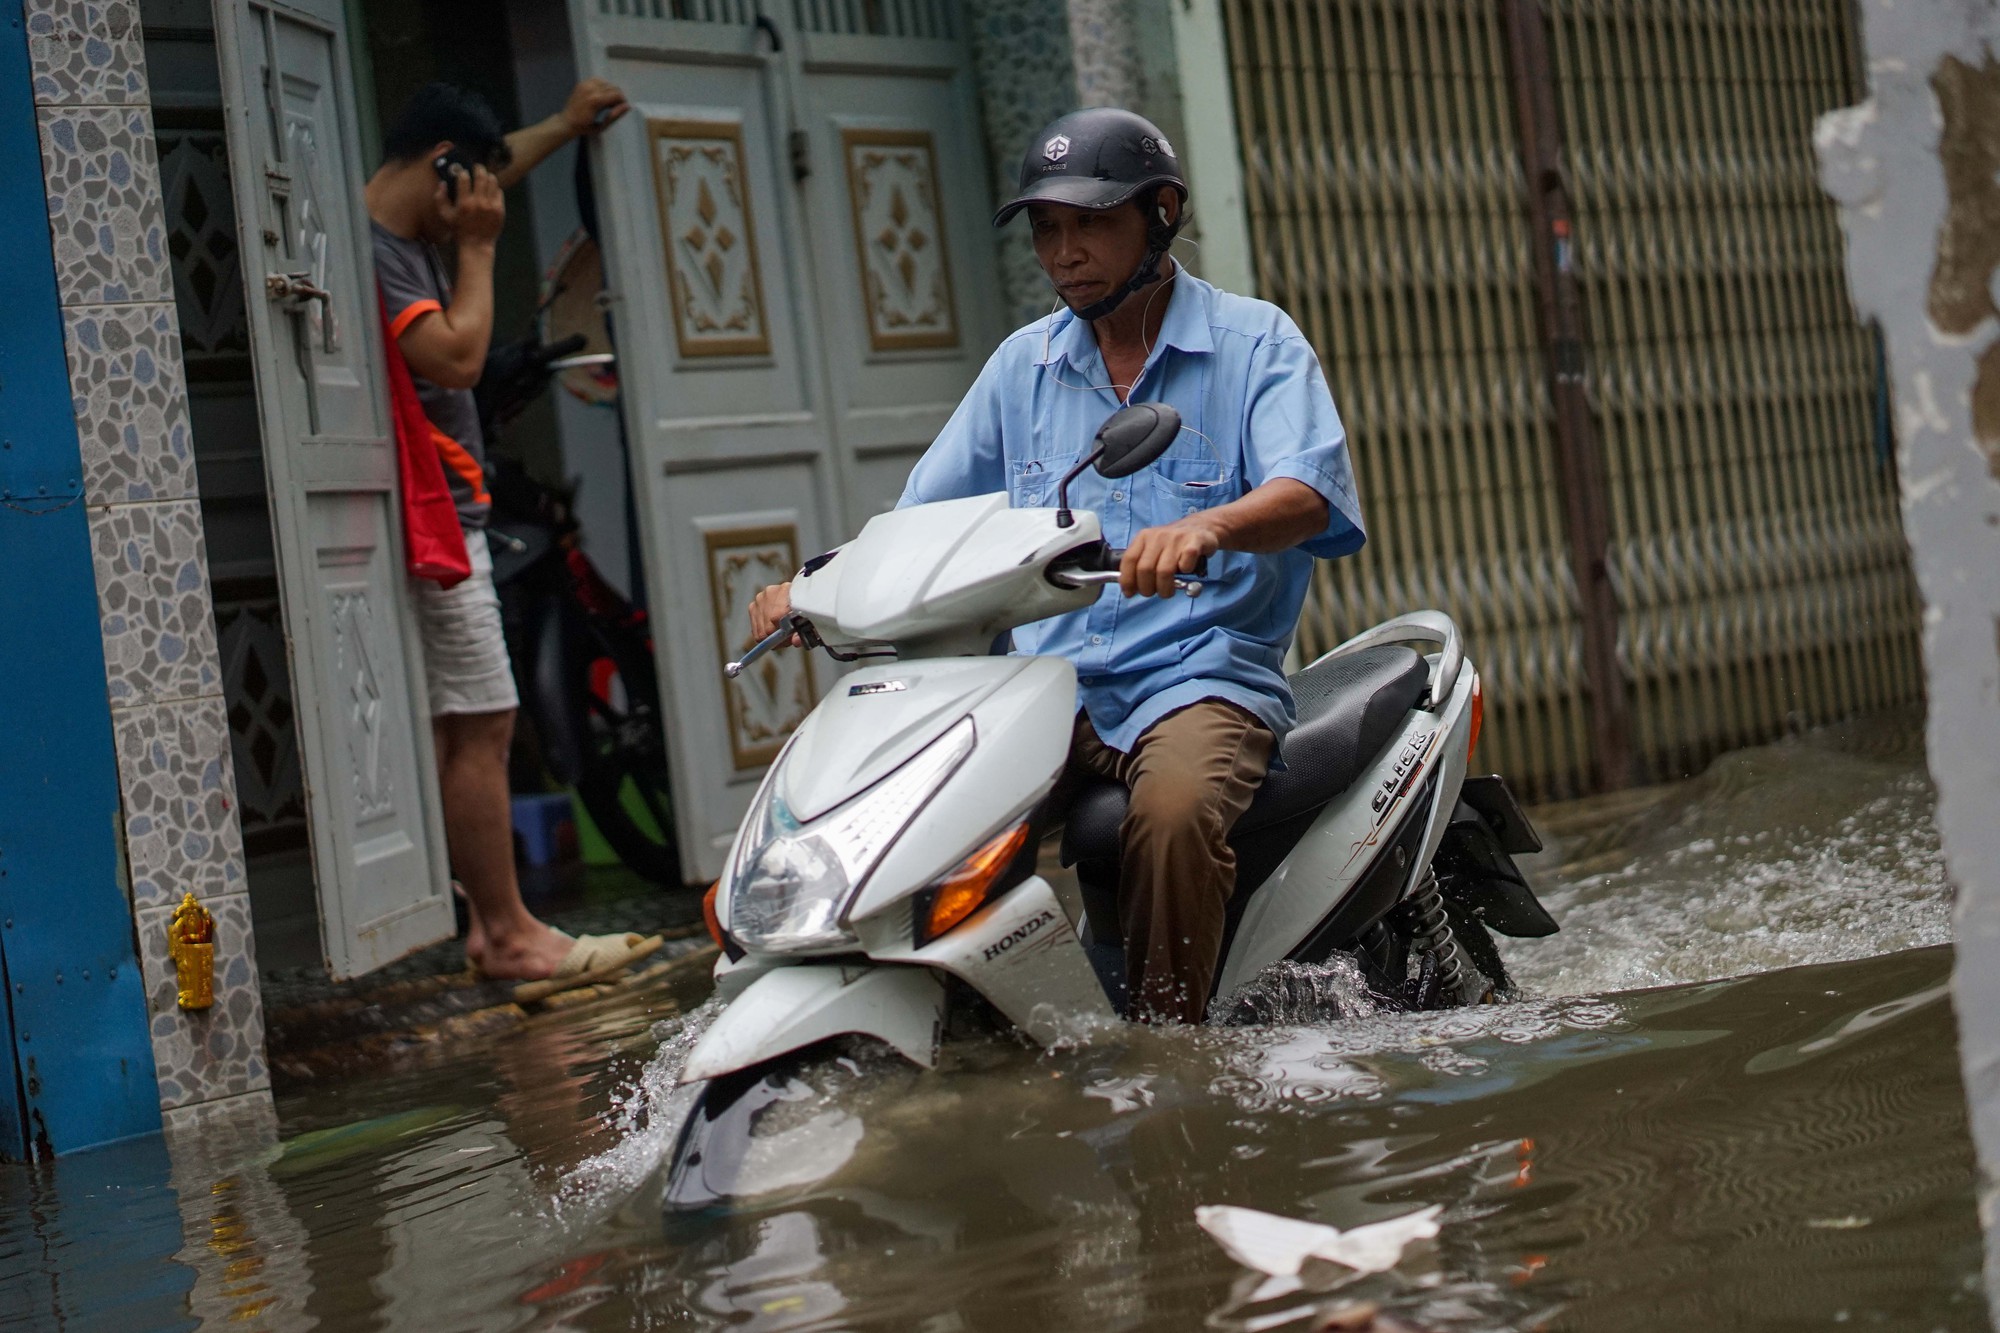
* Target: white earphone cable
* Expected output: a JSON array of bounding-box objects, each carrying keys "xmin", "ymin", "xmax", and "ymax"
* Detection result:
[{"xmin": 1034, "ymin": 264, "xmax": 1226, "ymax": 475}]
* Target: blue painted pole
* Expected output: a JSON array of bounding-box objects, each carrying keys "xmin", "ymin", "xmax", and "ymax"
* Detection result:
[{"xmin": 0, "ymin": 5, "xmax": 162, "ymax": 1156}]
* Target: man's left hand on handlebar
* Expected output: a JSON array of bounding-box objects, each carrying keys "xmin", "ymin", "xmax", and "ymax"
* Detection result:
[
  {"xmin": 1120, "ymin": 516, "xmax": 1222, "ymax": 598},
  {"xmin": 747, "ymin": 582, "xmax": 799, "ymax": 649}
]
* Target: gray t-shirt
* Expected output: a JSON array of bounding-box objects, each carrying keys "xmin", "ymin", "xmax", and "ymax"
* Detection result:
[{"xmin": 371, "ymin": 220, "xmax": 489, "ymax": 529}]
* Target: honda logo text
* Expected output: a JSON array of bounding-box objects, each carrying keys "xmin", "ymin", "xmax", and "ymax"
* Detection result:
[{"xmin": 983, "ymin": 910, "xmax": 1057, "ymax": 961}]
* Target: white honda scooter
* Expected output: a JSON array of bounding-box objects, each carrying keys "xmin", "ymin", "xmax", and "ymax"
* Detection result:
[{"xmin": 667, "ymin": 404, "xmax": 1557, "ymax": 1211}]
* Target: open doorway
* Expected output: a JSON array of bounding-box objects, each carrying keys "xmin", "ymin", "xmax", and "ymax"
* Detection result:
[
  {"xmin": 353, "ymin": 0, "xmax": 683, "ymax": 897},
  {"xmin": 145, "ymin": 9, "xmax": 318, "ymax": 967},
  {"xmin": 139, "ymin": 0, "xmax": 684, "ymax": 985},
  {"xmin": 143, "ymin": 0, "xmax": 457, "ymax": 984}
]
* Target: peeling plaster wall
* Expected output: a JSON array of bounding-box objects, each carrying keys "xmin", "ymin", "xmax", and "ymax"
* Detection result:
[{"xmin": 1816, "ymin": 0, "xmax": 2000, "ymax": 1310}]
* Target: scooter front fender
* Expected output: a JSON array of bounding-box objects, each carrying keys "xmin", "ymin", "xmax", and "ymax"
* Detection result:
[{"xmin": 679, "ymin": 963, "xmax": 944, "ymax": 1085}]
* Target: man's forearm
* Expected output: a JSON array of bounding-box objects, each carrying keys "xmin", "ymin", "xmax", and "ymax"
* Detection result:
[
  {"xmin": 1201, "ymin": 478, "xmax": 1331, "ymax": 552},
  {"xmin": 444, "ymin": 241, "xmax": 497, "ymax": 369},
  {"xmin": 403, "ymin": 241, "xmax": 496, "ymax": 388},
  {"xmin": 1119, "ymin": 477, "xmax": 1329, "ymax": 597},
  {"xmin": 498, "ymin": 116, "xmax": 573, "ymax": 190}
]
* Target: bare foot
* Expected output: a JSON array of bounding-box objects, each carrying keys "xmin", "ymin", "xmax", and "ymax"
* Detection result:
[
  {"xmin": 465, "ymin": 919, "xmax": 571, "ymax": 982},
  {"xmin": 453, "ymin": 881, "xmax": 489, "ymax": 963}
]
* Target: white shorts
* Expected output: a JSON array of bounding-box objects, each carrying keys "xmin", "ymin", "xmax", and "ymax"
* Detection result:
[{"xmin": 411, "ymin": 535, "xmax": 519, "ymax": 717}]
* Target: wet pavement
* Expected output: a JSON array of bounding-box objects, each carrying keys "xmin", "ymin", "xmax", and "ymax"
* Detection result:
[
  {"xmin": 258, "ymin": 863, "xmax": 706, "ymax": 1015},
  {"xmin": 258, "ymin": 864, "xmax": 709, "ymax": 1084},
  {"xmin": 0, "ymin": 709, "xmax": 1985, "ymax": 1332}
]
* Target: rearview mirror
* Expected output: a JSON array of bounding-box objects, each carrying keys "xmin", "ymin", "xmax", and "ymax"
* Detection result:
[
  {"xmin": 1054, "ymin": 403, "xmax": 1184, "ymax": 527},
  {"xmin": 1093, "ymin": 402, "xmax": 1183, "ymax": 479}
]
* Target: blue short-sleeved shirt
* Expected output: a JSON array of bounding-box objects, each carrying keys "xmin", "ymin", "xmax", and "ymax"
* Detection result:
[{"xmin": 897, "ymin": 271, "xmax": 1366, "ymax": 752}]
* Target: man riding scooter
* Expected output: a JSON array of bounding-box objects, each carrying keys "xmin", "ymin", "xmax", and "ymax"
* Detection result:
[{"xmin": 750, "ymin": 108, "xmax": 1366, "ymax": 1024}]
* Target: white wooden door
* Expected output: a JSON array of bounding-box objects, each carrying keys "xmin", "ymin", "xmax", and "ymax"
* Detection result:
[
  {"xmin": 783, "ymin": 0, "xmax": 1007, "ymax": 524},
  {"xmin": 213, "ymin": 0, "xmax": 453, "ymax": 976},
  {"xmin": 569, "ymin": 0, "xmax": 1003, "ymax": 881}
]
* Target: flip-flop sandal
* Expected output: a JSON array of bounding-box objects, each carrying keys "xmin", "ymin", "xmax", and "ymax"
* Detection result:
[{"xmin": 512, "ymin": 930, "xmax": 665, "ymax": 1006}]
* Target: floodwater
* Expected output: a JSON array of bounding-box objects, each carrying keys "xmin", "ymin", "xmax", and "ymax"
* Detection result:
[{"xmin": 1, "ymin": 711, "xmax": 1985, "ymax": 1331}]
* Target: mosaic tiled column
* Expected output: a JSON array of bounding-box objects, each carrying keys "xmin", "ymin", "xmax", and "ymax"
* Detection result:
[
  {"xmin": 1064, "ymin": 0, "xmax": 1139, "ymax": 107},
  {"xmin": 965, "ymin": 0, "xmax": 1177, "ymax": 326},
  {"xmin": 966, "ymin": 0, "xmax": 1081, "ymax": 327},
  {"xmin": 24, "ymin": 0, "xmax": 268, "ymax": 1122}
]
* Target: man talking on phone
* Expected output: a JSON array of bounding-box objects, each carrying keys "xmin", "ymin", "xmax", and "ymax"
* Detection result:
[{"xmin": 364, "ymin": 79, "xmax": 656, "ymax": 990}]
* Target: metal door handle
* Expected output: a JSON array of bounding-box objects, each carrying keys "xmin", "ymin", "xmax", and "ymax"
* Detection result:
[
  {"xmin": 266, "ymin": 271, "xmax": 329, "ymax": 303},
  {"xmin": 266, "ymin": 272, "xmax": 335, "ymax": 350}
]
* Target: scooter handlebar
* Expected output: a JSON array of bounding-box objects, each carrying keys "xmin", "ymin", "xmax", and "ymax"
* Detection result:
[
  {"xmin": 1095, "ymin": 547, "xmax": 1209, "ymax": 579},
  {"xmin": 1049, "ymin": 545, "xmax": 1208, "ymax": 597},
  {"xmin": 1057, "ymin": 541, "xmax": 1209, "ymax": 575}
]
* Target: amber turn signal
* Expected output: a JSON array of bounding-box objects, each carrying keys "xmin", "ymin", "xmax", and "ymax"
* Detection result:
[
  {"xmin": 922, "ymin": 821, "xmax": 1031, "ymax": 943},
  {"xmin": 1467, "ymin": 672, "xmax": 1485, "ymax": 760},
  {"xmin": 702, "ymin": 881, "xmax": 725, "ymax": 950}
]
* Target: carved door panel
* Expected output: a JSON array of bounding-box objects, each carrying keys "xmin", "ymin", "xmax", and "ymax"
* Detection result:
[
  {"xmin": 213, "ymin": 0, "xmax": 453, "ymax": 975},
  {"xmin": 569, "ymin": 6, "xmax": 841, "ymax": 880},
  {"xmin": 568, "ymin": 0, "xmax": 1000, "ymax": 881}
]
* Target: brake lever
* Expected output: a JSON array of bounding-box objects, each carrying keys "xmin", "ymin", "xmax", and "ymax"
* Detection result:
[{"xmin": 726, "ymin": 617, "xmax": 802, "ymax": 678}]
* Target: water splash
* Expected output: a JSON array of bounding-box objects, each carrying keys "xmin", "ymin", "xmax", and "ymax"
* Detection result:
[
  {"xmin": 1212, "ymin": 955, "xmax": 1384, "ymax": 1028},
  {"xmin": 548, "ymin": 997, "xmax": 719, "ymax": 1226},
  {"xmin": 1203, "ymin": 995, "xmax": 1629, "ymax": 1113},
  {"xmin": 1504, "ymin": 716, "xmax": 1950, "ymax": 996}
]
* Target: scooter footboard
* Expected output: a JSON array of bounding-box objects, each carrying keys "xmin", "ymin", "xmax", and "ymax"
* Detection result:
[{"xmin": 679, "ymin": 964, "xmax": 945, "ymax": 1085}]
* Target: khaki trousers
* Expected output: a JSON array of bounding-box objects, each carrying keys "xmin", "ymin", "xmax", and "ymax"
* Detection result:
[{"xmin": 1056, "ymin": 700, "xmax": 1275, "ymax": 1024}]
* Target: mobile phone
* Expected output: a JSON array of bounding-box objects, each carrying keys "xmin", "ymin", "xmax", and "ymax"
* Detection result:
[{"xmin": 433, "ymin": 148, "xmax": 479, "ymax": 201}]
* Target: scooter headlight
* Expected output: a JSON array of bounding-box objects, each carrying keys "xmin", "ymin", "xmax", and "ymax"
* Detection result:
[{"xmin": 724, "ymin": 719, "xmax": 975, "ymax": 953}]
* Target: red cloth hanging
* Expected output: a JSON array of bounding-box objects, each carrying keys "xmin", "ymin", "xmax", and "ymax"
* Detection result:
[{"xmin": 378, "ymin": 286, "xmax": 471, "ymax": 588}]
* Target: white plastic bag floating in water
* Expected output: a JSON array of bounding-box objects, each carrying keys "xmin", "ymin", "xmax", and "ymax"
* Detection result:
[{"xmin": 1196, "ymin": 1203, "xmax": 1443, "ymax": 1293}]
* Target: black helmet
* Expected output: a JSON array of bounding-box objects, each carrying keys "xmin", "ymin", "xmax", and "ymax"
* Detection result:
[
  {"xmin": 993, "ymin": 107, "xmax": 1188, "ymax": 227},
  {"xmin": 996, "ymin": 108, "xmax": 1189, "ymax": 320}
]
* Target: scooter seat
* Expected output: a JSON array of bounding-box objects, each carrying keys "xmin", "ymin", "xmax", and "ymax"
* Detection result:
[{"xmin": 1060, "ymin": 644, "xmax": 1430, "ymax": 869}]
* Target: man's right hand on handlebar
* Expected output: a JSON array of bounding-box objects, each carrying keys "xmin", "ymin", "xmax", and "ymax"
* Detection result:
[
  {"xmin": 1121, "ymin": 515, "xmax": 1223, "ymax": 599},
  {"xmin": 747, "ymin": 582, "xmax": 798, "ymax": 648}
]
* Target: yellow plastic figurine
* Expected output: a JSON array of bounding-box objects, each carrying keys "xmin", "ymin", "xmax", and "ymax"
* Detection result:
[{"xmin": 169, "ymin": 892, "xmax": 215, "ymax": 1010}]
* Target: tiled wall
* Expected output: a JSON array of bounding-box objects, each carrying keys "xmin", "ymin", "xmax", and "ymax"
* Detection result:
[
  {"xmin": 967, "ymin": 0, "xmax": 1080, "ymax": 327},
  {"xmin": 24, "ymin": 0, "xmax": 267, "ymax": 1117}
]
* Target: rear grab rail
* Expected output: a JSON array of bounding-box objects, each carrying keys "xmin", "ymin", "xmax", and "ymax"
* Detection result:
[{"xmin": 1309, "ymin": 610, "xmax": 1463, "ymax": 712}]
